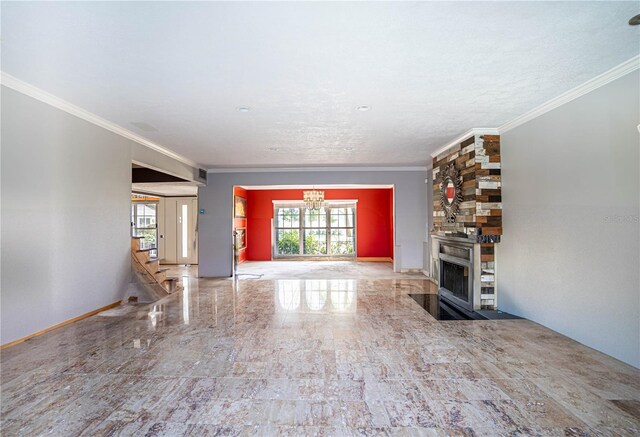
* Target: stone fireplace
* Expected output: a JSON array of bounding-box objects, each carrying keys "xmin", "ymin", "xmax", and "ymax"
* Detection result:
[{"xmin": 430, "ymin": 131, "xmax": 501, "ymax": 310}]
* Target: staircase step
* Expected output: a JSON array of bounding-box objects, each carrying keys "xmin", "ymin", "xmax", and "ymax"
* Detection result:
[
  {"xmin": 131, "ymin": 236, "xmax": 144, "ymax": 239},
  {"xmin": 131, "ymin": 239, "xmax": 141, "ymax": 251},
  {"xmin": 130, "ymin": 243, "xmax": 176, "ymax": 297},
  {"xmin": 155, "ymin": 269, "xmax": 168, "ymax": 283},
  {"xmin": 163, "ymin": 277, "xmax": 180, "ymax": 293}
]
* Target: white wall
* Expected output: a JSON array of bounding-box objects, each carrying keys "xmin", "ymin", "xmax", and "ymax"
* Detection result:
[
  {"xmin": 0, "ymin": 86, "xmax": 199, "ymax": 345},
  {"xmin": 499, "ymin": 70, "xmax": 640, "ymax": 368},
  {"xmin": 198, "ymin": 170, "xmax": 427, "ymax": 277}
]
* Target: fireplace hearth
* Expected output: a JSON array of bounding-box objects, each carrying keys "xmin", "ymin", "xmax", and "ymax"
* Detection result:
[{"xmin": 408, "ymin": 292, "xmax": 521, "ymax": 321}]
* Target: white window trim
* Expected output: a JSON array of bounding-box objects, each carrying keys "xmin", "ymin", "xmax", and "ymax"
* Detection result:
[{"xmin": 273, "ymin": 202, "xmax": 358, "ymax": 258}]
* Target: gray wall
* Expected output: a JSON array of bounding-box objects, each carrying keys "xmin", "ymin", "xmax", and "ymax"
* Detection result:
[
  {"xmin": 499, "ymin": 70, "xmax": 640, "ymax": 368},
  {"xmin": 424, "ymin": 169, "xmax": 433, "ymax": 273},
  {"xmin": 199, "ymin": 170, "xmax": 427, "ymax": 277},
  {"xmin": 0, "ymin": 86, "xmax": 198, "ymax": 345}
]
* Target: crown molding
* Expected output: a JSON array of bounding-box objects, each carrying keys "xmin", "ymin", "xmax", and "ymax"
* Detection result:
[
  {"xmin": 499, "ymin": 55, "xmax": 640, "ymax": 134},
  {"xmin": 430, "ymin": 128, "xmax": 499, "ymax": 158},
  {"xmin": 208, "ymin": 166, "xmax": 429, "ymax": 173},
  {"xmin": 0, "ymin": 72, "xmax": 200, "ymax": 169}
]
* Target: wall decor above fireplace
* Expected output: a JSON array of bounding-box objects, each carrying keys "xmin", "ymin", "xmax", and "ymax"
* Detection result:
[{"xmin": 439, "ymin": 163, "xmax": 464, "ymax": 224}]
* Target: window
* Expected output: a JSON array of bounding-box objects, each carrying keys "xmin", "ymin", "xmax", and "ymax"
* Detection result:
[
  {"xmin": 275, "ymin": 208, "xmax": 300, "ymax": 255},
  {"xmin": 303, "ymin": 208, "xmax": 327, "ymax": 255},
  {"xmin": 330, "ymin": 208, "xmax": 355, "ymax": 255},
  {"xmin": 274, "ymin": 203, "xmax": 356, "ymax": 257},
  {"xmin": 131, "ymin": 200, "xmax": 158, "ymax": 257}
]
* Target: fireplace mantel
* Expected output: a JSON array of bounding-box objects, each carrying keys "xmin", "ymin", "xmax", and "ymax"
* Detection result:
[{"xmin": 430, "ymin": 233, "xmax": 477, "ymax": 245}]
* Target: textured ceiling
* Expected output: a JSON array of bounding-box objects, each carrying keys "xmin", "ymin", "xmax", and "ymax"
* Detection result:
[{"xmin": 2, "ymin": 2, "xmax": 639, "ymax": 168}]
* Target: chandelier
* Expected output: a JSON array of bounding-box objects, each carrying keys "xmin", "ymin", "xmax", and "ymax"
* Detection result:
[{"xmin": 303, "ymin": 189, "xmax": 325, "ymax": 210}]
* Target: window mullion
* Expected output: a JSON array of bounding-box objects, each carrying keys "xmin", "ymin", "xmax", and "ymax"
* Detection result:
[
  {"xmin": 325, "ymin": 208, "xmax": 330, "ymax": 255},
  {"xmin": 299, "ymin": 207, "xmax": 304, "ymax": 255}
]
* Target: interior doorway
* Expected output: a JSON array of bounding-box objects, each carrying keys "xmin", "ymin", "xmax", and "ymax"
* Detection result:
[
  {"xmin": 232, "ymin": 184, "xmax": 396, "ymax": 273},
  {"xmin": 131, "ymin": 163, "xmax": 201, "ymax": 268}
]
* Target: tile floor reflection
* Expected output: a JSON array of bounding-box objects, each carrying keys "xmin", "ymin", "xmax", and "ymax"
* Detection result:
[
  {"xmin": 1, "ymin": 271, "xmax": 639, "ymax": 436},
  {"xmin": 277, "ymin": 279, "xmax": 357, "ymax": 313}
]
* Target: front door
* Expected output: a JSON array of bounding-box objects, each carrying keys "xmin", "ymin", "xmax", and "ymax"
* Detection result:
[{"xmin": 176, "ymin": 198, "xmax": 198, "ymax": 265}]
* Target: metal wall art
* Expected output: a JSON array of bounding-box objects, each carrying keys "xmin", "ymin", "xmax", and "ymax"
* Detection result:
[{"xmin": 439, "ymin": 163, "xmax": 463, "ymax": 223}]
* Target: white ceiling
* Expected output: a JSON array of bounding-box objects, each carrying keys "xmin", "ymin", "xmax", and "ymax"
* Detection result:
[{"xmin": 2, "ymin": 2, "xmax": 638, "ymax": 168}]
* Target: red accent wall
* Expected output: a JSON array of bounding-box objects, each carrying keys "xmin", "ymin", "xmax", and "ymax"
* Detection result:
[
  {"xmin": 245, "ymin": 188, "xmax": 394, "ymax": 261},
  {"xmin": 233, "ymin": 186, "xmax": 247, "ymax": 263},
  {"xmin": 389, "ymin": 188, "xmax": 395, "ymax": 259}
]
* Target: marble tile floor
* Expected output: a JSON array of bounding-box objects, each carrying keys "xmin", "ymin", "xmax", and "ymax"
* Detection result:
[
  {"xmin": 235, "ymin": 260, "xmax": 430, "ymax": 280},
  {"xmin": 1, "ymin": 269, "xmax": 639, "ymax": 436}
]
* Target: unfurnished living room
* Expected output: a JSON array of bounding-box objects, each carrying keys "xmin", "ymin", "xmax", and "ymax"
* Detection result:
[{"xmin": 1, "ymin": 1, "xmax": 639, "ymax": 436}]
